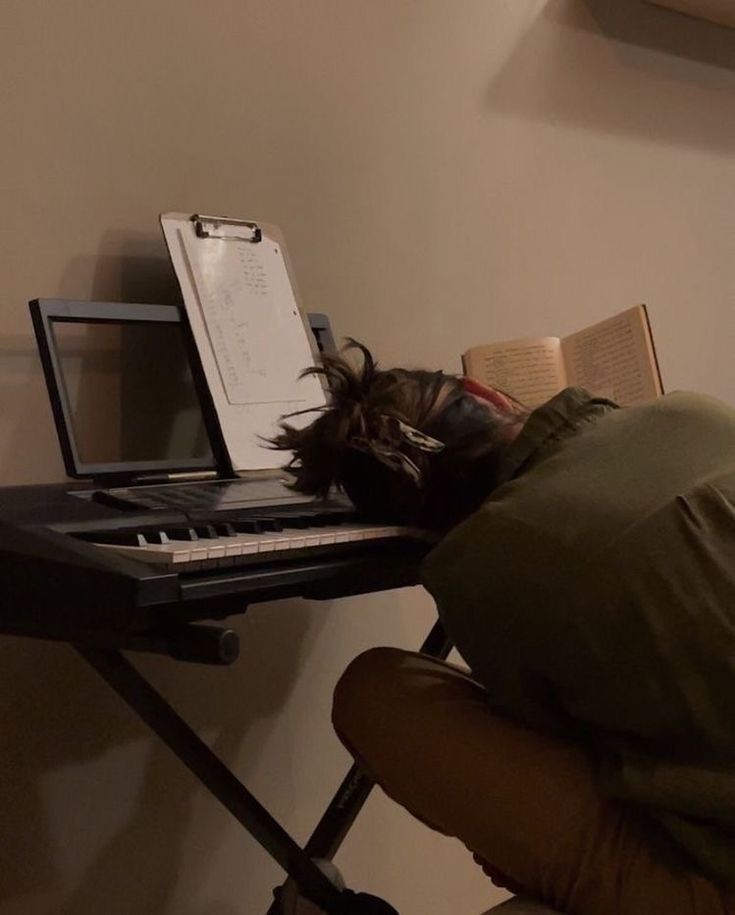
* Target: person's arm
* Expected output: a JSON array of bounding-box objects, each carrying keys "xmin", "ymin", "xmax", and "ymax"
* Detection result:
[{"xmin": 421, "ymin": 508, "xmax": 582, "ymax": 738}]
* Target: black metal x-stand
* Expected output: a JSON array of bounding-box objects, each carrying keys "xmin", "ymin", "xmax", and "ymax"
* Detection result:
[{"xmin": 76, "ymin": 617, "xmax": 452, "ymax": 915}]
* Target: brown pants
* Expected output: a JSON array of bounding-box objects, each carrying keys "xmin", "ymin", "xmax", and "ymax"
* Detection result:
[{"xmin": 332, "ymin": 648, "xmax": 734, "ymax": 915}]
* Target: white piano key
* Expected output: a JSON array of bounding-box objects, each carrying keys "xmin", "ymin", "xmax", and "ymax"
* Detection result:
[
  {"xmin": 225, "ymin": 532, "xmax": 292, "ymax": 554},
  {"xmin": 164, "ymin": 539, "xmax": 211, "ymax": 562},
  {"xmin": 92, "ymin": 522, "xmax": 416, "ymax": 571},
  {"xmin": 221, "ymin": 539, "xmax": 244, "ymax": 558},
  {"xmin": 95, "ymin": 542, "xmax": 193, "ymax": 565},
  {"xmin": 238, "ymin": 539, "xmax": 260, "ymax": 555}
]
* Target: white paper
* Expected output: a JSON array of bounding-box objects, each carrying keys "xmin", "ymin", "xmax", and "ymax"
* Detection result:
[
  {"xmin": 161, "ymin": 214, "xmax": 326, "ymax": 471},
  {"xmin": 181, "ymin": 230, "xmax": 314, "ymax": 405}
]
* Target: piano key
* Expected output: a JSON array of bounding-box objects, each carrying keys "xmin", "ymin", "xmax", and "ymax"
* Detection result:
[
  {"xmin": 315, "ymin": 510, "xmax": 357, "ymax": 525},
  {"xmin": 184, "ymin": 527, "xmax": 314, "ymax": 559},
  {"xmin": 191, "ymin": 524, "xmax": 220, "ymax": 539},
  {"xmin": 165, "ymin": 536, "xmax": 224, "ymax": 562},
  {"xmin": 294, "ymin": 512, "xmax": 328, "ymax": 527},
  {"xmin": 85, "ymin": 530, "xmax": 150, "ymax": 547},
  {"xmin": 144, "ymin": 530, "xmax": 172, "ymax": 545},
  {"xmin": 252, "ymin": 518, "xmax": 284, "ymax": 532},
  {"xmin": 95, "ymin": 541, "xmax": 194, "ymax": 565},
  {"xmin": 90, "ymin": 522, "xmax": 415, "ymax": 570},
  {"xmin": 195, "ymin": 527, "xmax": 240, "ymax": 564},
  {"xmin": 276, "ymin": 515, "xmax": 311, "ymax": 529},
  {"xmin": 216, "ymin": 530, "xmax": 302, "ymax": 554},
  {"xmin": 232, "ymin": 519, "xmax": 266, "ymax": 534},
  {"xmin": 252, "ymin": 533, "xmax": 295, "ymax": 553},
  {"xmin": 282, "ymin": 533, "xmax": 306, "ymax": 549},
  {"xmin": 199, "ymin": 524, "xmax": 397, "ymax": 557},
  {"xmin": 165, "ymin": 527, "xmax": 200, "ymax": 541},
  {"xmin": 219, "ymin": 537, "xmax": 245, "ymax": 559}
]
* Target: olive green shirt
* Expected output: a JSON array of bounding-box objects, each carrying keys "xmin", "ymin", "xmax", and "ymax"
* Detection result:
[{"xmin": 422, "ymin": 388, "xmax": 735, "ymax": 888}]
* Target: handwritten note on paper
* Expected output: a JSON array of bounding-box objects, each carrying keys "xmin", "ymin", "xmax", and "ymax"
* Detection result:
[
  {"xmin": 181, "ymin": 231, "xmax": 318, "ymax": 406},
  {"xmin": 160, "ymin": 214, "xmax": 327, "ymax": 470}
]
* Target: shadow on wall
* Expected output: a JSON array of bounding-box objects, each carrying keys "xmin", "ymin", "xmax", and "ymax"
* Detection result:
[
  {"xmin": 0, "ymin": 337, "xmax": 66, "ymax": 483},
  {"xmin": 0, "ymin": 229, "xmax": 183, "ymax": 484},
  {"xmin": 485, "ymin": 0, "xmax": 735, "ymax": 153},
  {"xmin": 0, "ymin": 599, "xmax": 330, "ymax": 915},
  {"xmin": 59, "ymin": 228, "xmax": 183, "ymax": 307}
]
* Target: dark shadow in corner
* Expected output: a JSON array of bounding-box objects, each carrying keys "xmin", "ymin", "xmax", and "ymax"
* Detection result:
[
  {"xmin": 582, "ymin": 0, "xmax": 735, "ymax": 71},
  {"xmin": 484, "ymin": 0, "xmax": 735, "ymax": 154}
]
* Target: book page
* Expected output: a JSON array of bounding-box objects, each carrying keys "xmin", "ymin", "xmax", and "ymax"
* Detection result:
[
  {"xmin": 561, "ymin": 305, "xmax": 662, "ymax": 406},
  {"xmin": 463, "ymin": 337, "xmax": 567, "ymax": 408}
]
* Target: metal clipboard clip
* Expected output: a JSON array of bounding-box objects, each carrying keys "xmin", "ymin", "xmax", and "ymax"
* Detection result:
[{"xmin": 191, "ymin": 214, "xmax": 262, "ymax": 243}]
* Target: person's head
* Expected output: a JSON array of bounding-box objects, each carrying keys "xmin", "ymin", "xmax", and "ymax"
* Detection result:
[{"xmin": 270, "ymin": 341, "xmax": 528, "ymax": 531}]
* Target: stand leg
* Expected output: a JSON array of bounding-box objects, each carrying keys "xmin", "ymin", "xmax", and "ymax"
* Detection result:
[
  {"xmin": 76, "ymin": 644, "xmax": 347, "ymax": 914},
  {"xmin": 308, "ymin": 619, "xmax": 452, "ymax": 859},
  {"xmin": 268, "ymin": 619, "xmax": 453, "ymax": 913}
]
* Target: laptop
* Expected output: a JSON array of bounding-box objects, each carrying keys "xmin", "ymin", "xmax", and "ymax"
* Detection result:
[{"xmin": 29, "ymin": 298, "xmax": 336, "ymax": 514}]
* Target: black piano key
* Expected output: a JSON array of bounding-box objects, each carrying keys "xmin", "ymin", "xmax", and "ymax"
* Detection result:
[
  {"xmin": 191, "ymin": 524, "xmax": 220, "ymax": 539},
  {"xmin": 232, "ymin": 518, "xmax": 283, "ymax": 534},
  {"xmin": 212, "ymin": 522, "xmax": 237, "ymax": 537},
  {"xmin": 324, "ymin": 510, "xmax": 358, "ymax": 524},
  {"xmin": 298, "ymin": 513, "xmax": 329, "ymax": 527},
  {"xmin": 85, "ymin": 530, "xmax": 150, "ymax": 547},
  {"xmin": 143, "ymin": 531, "xmax": 172, "ymax": 545},
  {"xmin": 277, "ymin": 515, "xmax": 311, "ymax": 529},
  {"xmin": 232, "ymin": 519, "xmax": 264, "ymax": 534},
  {"xmin": 164, "ymin": 527, "xmax": 200, "ymax": 541},
  {"xmin": 309, "ymin": 511, "xmax": 355, "ymax": 526}
]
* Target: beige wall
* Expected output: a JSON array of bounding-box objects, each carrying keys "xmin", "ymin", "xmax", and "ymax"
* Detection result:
[{"xmin": 1, "ymin": 1, "xmax": 734, "ymax": 913}]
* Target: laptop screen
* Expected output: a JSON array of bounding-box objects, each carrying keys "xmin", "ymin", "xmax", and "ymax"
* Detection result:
[{"xmin": 31, "ymin": 300, "xmax": 219, "ymax": 479}]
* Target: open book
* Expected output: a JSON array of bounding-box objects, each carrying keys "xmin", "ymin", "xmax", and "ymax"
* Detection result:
[{"xmin": 462, "ymin": 305, "xmax": 663, "ymax": 409}]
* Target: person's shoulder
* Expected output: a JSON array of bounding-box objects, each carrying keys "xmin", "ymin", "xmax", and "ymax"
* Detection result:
[
  {"xmin": 647, "ymin": 390, "xmax": 734, "ymax": 416},
  {"xmin": 633, "ymin": 391, "xmax": 735, "ymax": 439}
]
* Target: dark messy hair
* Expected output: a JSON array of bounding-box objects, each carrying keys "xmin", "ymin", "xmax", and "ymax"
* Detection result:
[{"xmin": 270, "ymin": 341, "xmax": 523, "ymax": 531}]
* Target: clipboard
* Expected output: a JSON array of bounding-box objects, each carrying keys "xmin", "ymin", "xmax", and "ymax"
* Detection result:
[{"xmin": 160, "ymin": 213, "xmax": 326, "ymax": 473}]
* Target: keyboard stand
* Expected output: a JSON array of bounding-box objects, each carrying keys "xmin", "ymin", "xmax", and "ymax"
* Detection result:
[{"xmin": 76, "ymin": 618, "xmax": 452, "ymax": 915}]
